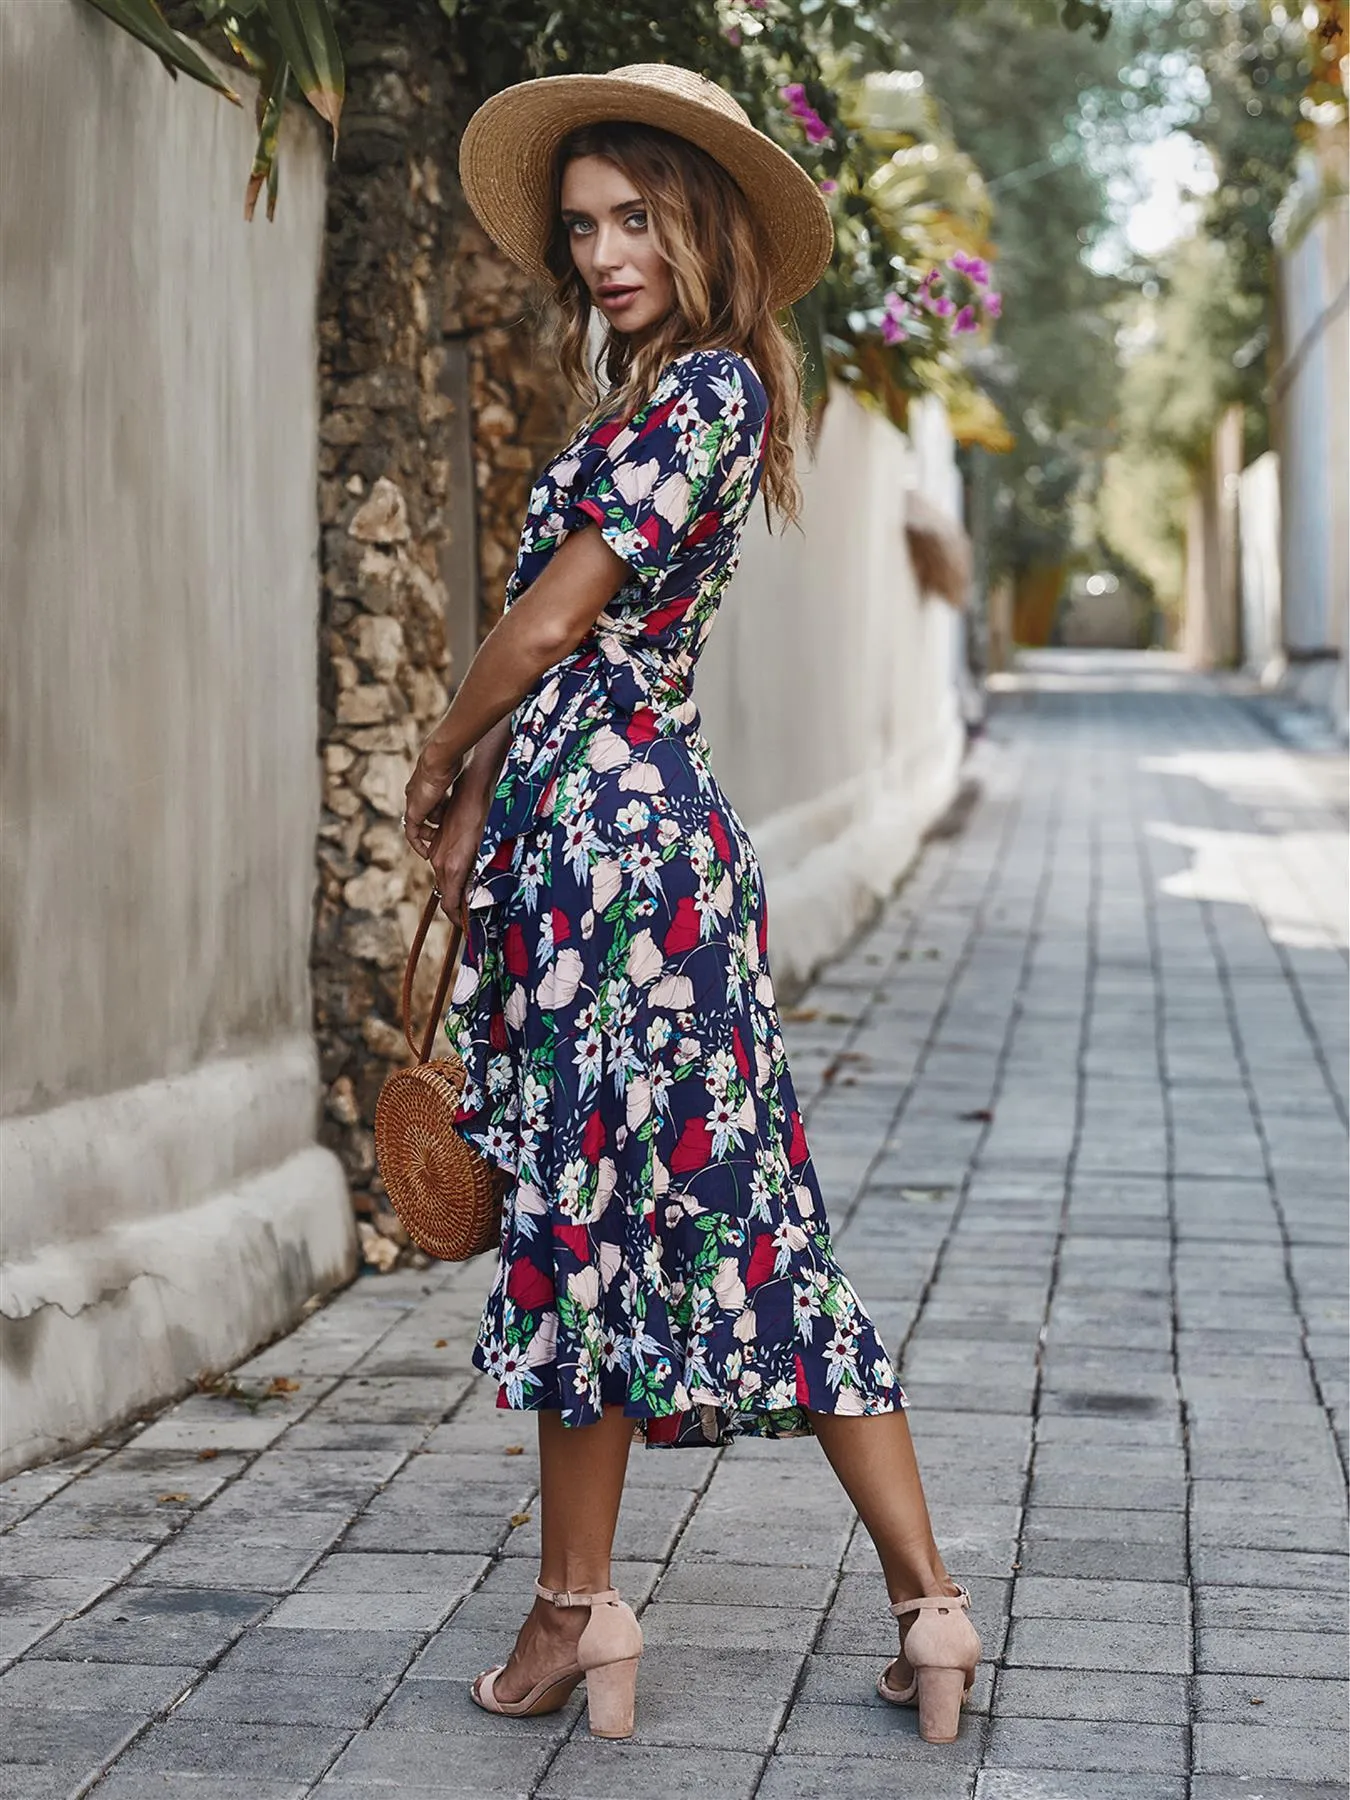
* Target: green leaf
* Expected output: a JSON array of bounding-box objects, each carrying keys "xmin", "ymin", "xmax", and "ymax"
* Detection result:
[
  {"xmin": 243, "ymin": 55, "xmax": 289, "ymax": 221},
  {"xmin": 260, "ymin": 0, "xmax": 344, "ymax": 142},
  {"xmin": 83, "ymin": 0, "xmax": 241, "ymax": 102}
]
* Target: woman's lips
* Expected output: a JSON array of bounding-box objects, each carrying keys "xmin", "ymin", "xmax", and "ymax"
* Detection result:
[{"xmin": 598, "ymin": 287, "xmax": 640, "ymax": 310}]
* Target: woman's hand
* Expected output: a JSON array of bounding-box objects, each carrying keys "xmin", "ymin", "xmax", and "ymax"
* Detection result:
[
  {"xmin": 427, "ymin": 782, "xmax": 492, "ymax": 918},
  {"xmin": 403, "ymin": 749, "xmax": 463, "ymax": 860}
]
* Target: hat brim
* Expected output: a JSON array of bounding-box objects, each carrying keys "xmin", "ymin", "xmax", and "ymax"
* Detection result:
[{"xmin": 459, "ymin": 73, "xmax": 834, "ymax": 312}]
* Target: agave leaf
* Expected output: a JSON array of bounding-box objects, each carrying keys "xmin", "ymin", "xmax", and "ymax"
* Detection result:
[
  {"xmin": 83, "ymin": 0, "xmax": 241, "ymax": 102},
  {"xmin": 261, "ymin": 0, "xmax": 344, "ymax": 143},
  {"xmin": 243, "ymin": 56, "xmax": 289, "ymax": 221}
]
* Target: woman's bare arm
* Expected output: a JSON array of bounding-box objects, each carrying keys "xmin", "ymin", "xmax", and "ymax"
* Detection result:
[
  {"xmin": 411, "ymin": 717, "xmax": 513, "ymax": 914},
  {"xmin": 403, "ymin": 523, "xmax": 627, "ymax": 848}
]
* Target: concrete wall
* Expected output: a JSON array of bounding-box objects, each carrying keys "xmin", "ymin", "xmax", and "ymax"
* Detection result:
[
  {"xmin": 0, "ymin": 3, "xmax": 354, "ymax": 1475},
  {"xmin": 1239, "ymin": 451, "xmax": 1282, "ymax": 680},
  {"xmin": 698, "ymin": 390, "xmax": 965, "ymax": 991},
  {"xmin": 1273, "ymin": 162, "xmax": 1348, "ymax": 732}
]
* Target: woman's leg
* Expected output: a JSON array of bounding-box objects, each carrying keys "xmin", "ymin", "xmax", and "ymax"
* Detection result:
[
  {"xmin": 810, "ymin": 1409, "xmax": 955, "ymax": 1605},
  {"xmin": 490, "ymin": 1406, "xmax": 635, "ymax": 1703}
]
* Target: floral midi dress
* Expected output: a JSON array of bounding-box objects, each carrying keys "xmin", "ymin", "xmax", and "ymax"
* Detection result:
[{"xmin": 450, "ymin": 348, "xmax": 907, "ymax": 1447}]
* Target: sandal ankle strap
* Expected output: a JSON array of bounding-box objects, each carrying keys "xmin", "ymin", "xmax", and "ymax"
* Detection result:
[
  {"xmin": 889, "ymin": 1584, "xmax": 971, "ymax": 1619},
  {"xmin": 534, "ymin": 1580, "xmax": 620, "ymax": 1608}
]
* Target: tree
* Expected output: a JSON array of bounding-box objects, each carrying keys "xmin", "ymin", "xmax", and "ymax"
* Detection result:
[{"xmin": 876, "ymin": 0, "xmax": 1135, "ymax": 579}]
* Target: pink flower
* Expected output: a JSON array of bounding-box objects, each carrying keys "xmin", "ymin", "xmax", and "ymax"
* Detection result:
[
  {"xmin": 779, "ymin": 83, "xmax": 832, "ymax": 147},
  {"xmin": 953, "ymin": 305, "xmax": 978, "ymax": 334},
  {"xmin": 928, "ymin": 294, "xmax": 955, "ymax": 318},
  {"xmin": 819, "ymin": 178, "xmax": 838, "ymax": 195},
  {"xmin": 724, "ymin": 24, "xmax": 742, "ymax": 43},
  {"xmin": 984, "ymin": 291, "xmax": 1003, "ymax": 319},
  {"xmin": 881, "ymin": 314, "xmax": 909, "ymax": 345},
  {"xmin": 948, "ymin": 251, "xmax": 990, "ymax": 287}
]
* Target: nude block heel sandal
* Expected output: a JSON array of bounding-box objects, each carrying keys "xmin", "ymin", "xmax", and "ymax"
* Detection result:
[
  {"xmin": 876, "ymin": 1585, "xmax": 981, "ymax": 1744},
  {"xmin": 471, "ymin": 1582, "xmax": 644, "ymax": 1740}
]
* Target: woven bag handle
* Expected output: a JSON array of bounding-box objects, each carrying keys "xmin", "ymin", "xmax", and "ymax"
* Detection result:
[{"xmin": 401, "ymin": 888, "xmax": 472, "ymax": 1066}]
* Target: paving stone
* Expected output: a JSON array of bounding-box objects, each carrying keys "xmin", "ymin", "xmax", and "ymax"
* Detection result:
[
  {"xmin": 1194, "ymin": 1672, "xmax": 1348, "ymax": 1730},
  {"xmin": 0, "ymin": 1612, "xmax": 61, "ymax": 1666},
  {"xmin": 0, "ymin": 1659, "xmax": 195, "ymax": 1714},
  {"xmin": 1196, "ymin": 1583, "xmax": 1348, "ymax": 1631},
  {"xmin": 776, "ymin": 1697, "xmax": 988, "ymax": 1756},
  {"xmin": 214, "ymin": 1627, "xmax": 422, "ymax": 1679},
  {"xmin": 26, "ymin": 1587, "xmax": 273, "ymax": 1666},
  {"xmin": 0, "ymin": 1703, "xmax": 146, "ymax": 1769},
  {"xmin": 653, "ymin": 1560, "xmax": 835, "ymax": 1608},
  {"xmin": 343, "ymin": 1506, "xmax": 515, "ymax": 1555},
  {"xmin": 637, "ymin": 1602, "xmax": 821, "ymax": 1651},
  {"xmin": 0, "ymin": 1768, "xmax": 84, "ymax": 1800},
  {"xmin": 172, "ymin": 1667, "xmax": 391, "ymax": 1727},
  {"xmin": 109, "ymin": 1717, "xmax": 350, "ymax": 1780},
  {"xmin": 1004, "ymin": 1617, "xmax": 1189, "ymax": 1674},
  {"xmin": 0, "ymin": 1537, "xmax": 154, "ymax": 1584},
  {"xmin": 262, "ymin": 1591, "xmax": 461, "ymax": 1632},
  {"xmin": 976, "ymin": 1775, "xmax": 1186, "ymax": 1800},
  {"xmin": 993, "ymin": 1665, "xmax": 1188, "ymax": 1724},
  {"xmin": 1190, "ymin": 1780, "xmax": 1350, "ymax": 1800},
  {"xmin": 1192, "ymin": 1546, "xmax": 1348, "ymax": 1591},
  {"xmin": 761, "ymin": 1753, "xmax": 980, "ymax": 1799},
  {"xmin": 94, "ymin": 1781, "xmax": 311, "ymax": 1800},
  {"xmin": 1193, "ymin": 1721, "xmax": 1350, "ymax": 1783},
  {"xmin": 300, "ymin": 1551, "xmax": 487, "ymax": 1596},
  {"xmin": 537, "ymin": 1742, "xmax": 762, "ymax": 1799},
  {"xmin": 127, "ymin": 1539, "xmax": 328, "ymax": 1592},
  {"xmin": 1010, "ymin": 1575, "xmax": 1188, "ymax": 1624},
  {"xmin": 1197, "ymin": 1627, "xmax": 1348, "ymax": 1678},
  {"xmin": 985, "ymin": 1716, "xmax": 1187, "ymax": 1774}
]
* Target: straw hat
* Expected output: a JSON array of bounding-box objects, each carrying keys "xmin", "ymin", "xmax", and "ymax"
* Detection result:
[{"xmin": 459, "ymin": 64, "xmax": 834, "ymax": 310}]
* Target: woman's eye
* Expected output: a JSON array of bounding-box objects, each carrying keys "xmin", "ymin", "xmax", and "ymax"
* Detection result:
[
  {"xmin": 568, "ymin": 219, "xmax": 593, "ymax": 236},
  {"xmin": 625, "ymin": 211, "xmax": 648, "ymax": 231}
]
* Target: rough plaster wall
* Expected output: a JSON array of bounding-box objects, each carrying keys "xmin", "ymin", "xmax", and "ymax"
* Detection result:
[
  {"xmin": 697, "ymin": 389, "xmax": 965, "ymax": 991},
  {"xmin": 0, "ymin": 1, "xmax": 353, "ymax": 1472}
]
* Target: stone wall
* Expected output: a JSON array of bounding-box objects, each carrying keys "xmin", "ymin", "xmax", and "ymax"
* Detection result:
[{"xmin": 311, "ymin": 4, "xmax": 572, "ymax": 1238}]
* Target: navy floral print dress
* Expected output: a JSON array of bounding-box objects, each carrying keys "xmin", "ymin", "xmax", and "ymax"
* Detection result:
[{"xmin": 449, "ymin": 348, "xmax": 907, "ymax": 1446}]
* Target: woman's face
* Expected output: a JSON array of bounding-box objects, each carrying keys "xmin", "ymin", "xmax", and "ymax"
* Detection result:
[{"xmin": 559, "ymin": 154, "xmax": 674, "ymax": 337}]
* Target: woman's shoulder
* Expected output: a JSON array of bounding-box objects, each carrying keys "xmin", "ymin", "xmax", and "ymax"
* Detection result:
[{"xmin": 656, "ymin": 347, "xmax": 768, "ymax": 419}]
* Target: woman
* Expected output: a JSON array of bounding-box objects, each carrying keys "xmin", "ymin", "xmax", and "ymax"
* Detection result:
[{"xmin": 401, "ymin": 64, "xmax": 981, "ymax": 1744}]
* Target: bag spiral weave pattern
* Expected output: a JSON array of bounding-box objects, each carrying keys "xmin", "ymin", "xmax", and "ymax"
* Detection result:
[{"xmin": 374, "ymin": 892, "xmax": 503, "ymax": 1262}]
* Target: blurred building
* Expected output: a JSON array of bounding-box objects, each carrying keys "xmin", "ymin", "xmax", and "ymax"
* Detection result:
[{"xmin": 1189, "ymin": 126, "xmax": 1348, "ymax": 738}]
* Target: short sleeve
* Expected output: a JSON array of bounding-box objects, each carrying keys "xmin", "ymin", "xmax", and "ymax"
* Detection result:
[{"xmin": 566, "ymin": 352, "xmax": 765, "ymax": 586}]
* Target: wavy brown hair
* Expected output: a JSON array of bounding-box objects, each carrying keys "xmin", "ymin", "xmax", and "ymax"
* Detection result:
[{"xmin": 544, "ymin": 121, "xmax": 805, "ymax": 528}]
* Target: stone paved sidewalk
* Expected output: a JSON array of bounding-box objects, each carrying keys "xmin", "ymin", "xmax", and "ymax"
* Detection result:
[{"xmin": 3, "ymin": 652, "xmax": 1347, "ymax": 1800}]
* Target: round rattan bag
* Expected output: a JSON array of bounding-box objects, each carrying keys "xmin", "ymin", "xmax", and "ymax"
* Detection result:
[{"xmin": 374, "ymin": 890, "xmax": 504, "ymax": 1261}]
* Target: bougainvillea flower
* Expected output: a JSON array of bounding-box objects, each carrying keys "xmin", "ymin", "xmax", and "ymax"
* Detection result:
[
  {"xmin": 819, "ymin": 177, "xmax": 838, "ymax": 195},
  {"xmin": 984, "ymin": 291, "xmax": 1003, "ymax": 319},
  {"xmin": 881, "ymin": 314, "xmax": 909, "ymax": 345},
  {"xmin": 779, "ymin": 83, "xmax": 832, "ymax": 146},
  {"xmin": 948, "ymin": 251, "xmax": 990, "ymax": 287},
  {"xmin": 952, "ymin": 305, "xmax": 979, "ymax": 334}
]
